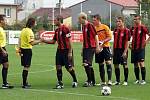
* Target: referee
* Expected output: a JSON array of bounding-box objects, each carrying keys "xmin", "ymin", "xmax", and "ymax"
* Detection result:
[
  {"xmin": 0, "ymin": 15, "xmax": 14, "ymax": 89},
  {"xmin": 18, "ymin": 18, "xmax": 41, "ymax": 88}
]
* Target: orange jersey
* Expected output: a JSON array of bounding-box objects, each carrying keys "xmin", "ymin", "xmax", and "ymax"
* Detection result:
[{"xmin": 95, "ymin": 24, "xmax": 112, "ymax": 47}]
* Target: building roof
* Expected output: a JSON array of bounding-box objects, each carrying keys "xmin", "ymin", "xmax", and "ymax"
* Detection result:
[
  {"xmin": 0, "ymin": 3, "xmax": 19, "ymax": 6},
  {"xmin": 106, "ymin": 0, "xmax": 138, "ymax": 7},
  {"xmin": 31, "ymin": 8, "xmax": 71, "ymax": 21}
]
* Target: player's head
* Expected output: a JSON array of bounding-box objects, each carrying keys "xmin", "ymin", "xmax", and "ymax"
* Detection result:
[
  {"xmin": 116, "ymin": 16, "xmax": 125, "ymax": 28},
  {"xmin": 92, "ymin": 14, "xmax": 101, "ymax": 26},
  {"xmin": 0, "ymin": 15, "xmax": 6, "ymax": 27},
  {"xmin": 78, "ymin": 12, "xmax": 87, "ymax": 24},
  {"xmin": 26, "ymin": 18, "xmax": 36, "ymax": 28},
  {"xmin": 133, "ymin": 14, "xmax": 141, "ymax": 25},
  {"xmin": 54, "ymin": 15, "xmax": 63, "ymax": 26}
]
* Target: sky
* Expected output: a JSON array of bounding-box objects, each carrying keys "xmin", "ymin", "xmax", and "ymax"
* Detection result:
[{"xmin": 0, "ymin": 0, "xmax": 85, "ymax": 8}]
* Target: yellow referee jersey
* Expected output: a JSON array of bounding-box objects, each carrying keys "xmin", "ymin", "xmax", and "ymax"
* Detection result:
[
  {"xmin": 20, "ymin": 28, "xmax": 34, "ymax": 49},
  {"xmin": 95, "ymin": 24, "xmax": 112, "ymax": 47},
  {"xmin": 0, "ymin": 27, "xmax": 6, "ymax": 47}
]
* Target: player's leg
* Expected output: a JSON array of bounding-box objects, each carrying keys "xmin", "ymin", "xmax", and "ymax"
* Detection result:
[
  {"xmin": 1, "ymin": 48, "xmax": 14, "ymax": 89},
  {"xmin": 138, "ymin": 49, "xmax": 146, "ymax": 85},
  {"xmin": 21, "ymin": 49, "xmax": 32, "ymax": 88},
  {"xmin": 104, "ymin": 47, "xmax": 112, "ymax": 85}
]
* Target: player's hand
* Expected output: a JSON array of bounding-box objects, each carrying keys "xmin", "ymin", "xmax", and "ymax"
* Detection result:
[
  {"xmin": 122, "ymin": 52, "xmax": 127, "ymax": 59},
  {"xmin": 129, "ymin": 44, "xmax": 132, "ymax": 50},
  {"xmin": 68, "ymin": 52, "xmax": 72, "ymax": 60}
]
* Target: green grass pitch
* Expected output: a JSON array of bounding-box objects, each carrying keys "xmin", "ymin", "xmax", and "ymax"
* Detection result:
[{"xmin": 0, "ymin": 43, "xmax": 150, "ymax": 100}]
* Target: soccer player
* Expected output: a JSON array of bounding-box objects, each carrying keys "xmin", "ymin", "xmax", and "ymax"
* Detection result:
[
  {"xmin": 130, "ymin": 15, "xmax": 150, "ymax": 85},
  {"xmin": 0, "ymin": 15, "xmax": 14, "ymax": 89},
  {"xmin": 18, "ymin": 18, "xmax": 41, "ymax": 88},
  {"xmin": 78, "ymin": 12, "xmax": 100, "ymax": 87},
  {"xmin": 41, "ymin": 15, "xmax": 78, "ymax": 89},
  {"xmin": 113, "ymin": 17, "xmax": 130, "ymax": 86},
  {"xmin": 92, "ymin": 14, "xmax": 112, "ymax": 86}
]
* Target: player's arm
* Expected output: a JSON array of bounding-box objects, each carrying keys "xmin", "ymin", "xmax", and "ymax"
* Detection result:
[
  {"xmin": 41, "ymin": 39, "xmax": 56, "ymax": 44},
  {"xmin": 95, "ymin": 35, "xmax": 100, "ymax": 53},
  {"xmin": 100, "ymin": 26, "xmax": 112, "ymax": 44},
  {"xmin": 145, "ymin": 27, "xmax": 150, "ymax": 45}
]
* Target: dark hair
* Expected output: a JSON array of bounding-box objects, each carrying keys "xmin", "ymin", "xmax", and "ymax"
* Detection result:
[
  {"xmin": 116, "ymin": 16, "xmax": 124, "ymax": 22},
  {"xmin": 56, "ymin": 15, "xmax": 63, "ymax": 23},
  {"xmin": 93, "ymin": 14, "xmax": 101, "ymax": 21},
  {"xmin": 26, "ymin": 18, "xmax": 36, "ymax": 28},
  {"xmin": 0, "ymin": 15, "xmax": 5, "ymax": 22},
  {"xmin": 134, "ymin": 14, "xmax": 141, "ymax": 20}
]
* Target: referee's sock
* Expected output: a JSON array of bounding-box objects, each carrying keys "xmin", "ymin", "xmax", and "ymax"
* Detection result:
[
  {"xmin": 141, "ymin": 67, "xmax": 146, "ymax": 81},
  {"xmin": 2, "ymin": 67, "xmax": 8, "ymax": 85},
  {"xmin": 22, "ymin": 70, "xmax": 28, "ymax": 86},
  {"xmin": 134, "ymin": 67, "xmax": 140, "ymax": 80},
  {"xmin": 115, "ymin": 67, "xmax": 120, "ymax": 82}
]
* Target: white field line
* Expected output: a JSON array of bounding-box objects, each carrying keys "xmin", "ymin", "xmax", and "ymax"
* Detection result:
[
  {"xmin": 8, "ymin": 64, "xmax": 55, "ymax": 76},
  {"xmin": 26, "ymin": 89, "xmax": 137, "ymax": 100}
]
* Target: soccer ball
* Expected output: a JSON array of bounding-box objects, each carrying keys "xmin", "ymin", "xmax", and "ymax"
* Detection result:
[{"xmin": 101, "ymin": 86, "xmax": 111, "ymax": 96}]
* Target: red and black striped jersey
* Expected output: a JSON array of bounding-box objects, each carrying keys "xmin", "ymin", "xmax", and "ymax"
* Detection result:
[
  {"xmin": 113, "ymin": 28, "xmax": 131, "ymax": 49},
  {"xmin": 130, "ymin": 24, "xmax": 150, "ymax": 50},
  {"xmin": 82, "ymin": 22, "xmax": 97, "ymax": 48},
  {"xmin": 53, "ymin": 25, "xmax": 71, "ymax": 49}
]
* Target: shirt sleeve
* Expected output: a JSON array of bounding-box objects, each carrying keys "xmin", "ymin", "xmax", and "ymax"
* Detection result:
[{"xmin": 27, "ymin": 30, "xmax": 34, "ymax": 43}]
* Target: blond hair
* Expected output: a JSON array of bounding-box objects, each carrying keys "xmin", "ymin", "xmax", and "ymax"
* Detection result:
[{"xmin": 78, "ymin": 12, "xmax": 87, "ymax": 20}]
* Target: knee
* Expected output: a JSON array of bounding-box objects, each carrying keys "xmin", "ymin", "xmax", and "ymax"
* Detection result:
[{"xmin": 56, "ymin": 65, "xmax": 62, "ymax": 70}]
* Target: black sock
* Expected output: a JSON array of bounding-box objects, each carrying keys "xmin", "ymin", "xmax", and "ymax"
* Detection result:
[
  {"xmin": 57, "ymin": 69, "xmax": 62, "ymax": 82},
  {"xmin": 115, "ymin": 67, "xmax": 120, "ymax": 82},
  {"xmin": 2, "ymin": 67, "xmax": 8, "ymax": 85},
  {"xmin": 106, "ymin": 64, "xmax": 112, "ymax": 81},
  {"xmin": 123, "ymin": 66, "xmax": 128, "ymax": 82},
  {"xmin": 22, "ymin": 70, "xmax": 28, "ymax": 86},
  {"xmin": 134, "ymin": 67, "xmax": 139, "ymax": 80},
  {"xmin": 90, "ymin": 67, "xmax": 95, "ymax": 84},
  {"xmin": 84, "ymin": 66, "xmax": 91, "ymax": 82},
  {"xmin": 69, "ymin": 69, "xmax": 77, "ymax": 82},
  {"xmin": 99, "ymin": 64, "xmax": 105, "ymax": 82},
  {"xmin": 141, "ymin": 67, "xmax": 146, "ymax": 80}
]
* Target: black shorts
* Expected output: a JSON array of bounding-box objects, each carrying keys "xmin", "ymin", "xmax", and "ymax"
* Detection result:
[
  {"xmin": 113, "ymin": 48, "xmax": 128, "ymax": 65},
  {"xmin": 56, "ymin": 49, "xmax": 74, "ymax": 68},
  {"xmin": 21, "ymin": 48, "xmax": 32, "ymax": 67},
  {"xmin": 0, "ymin": 47, "xmax": 8, "ymax": 64},
  {"xmin": 83, "ymin": 48, "xmax": 95, "ymax": 65},
  {"xmin": 95, "ymin": 47, "xmax": 112, "ymax": 63},
  {"xmin": 131, "ymin": 49, "xmax": 145, "ymax": 63}
]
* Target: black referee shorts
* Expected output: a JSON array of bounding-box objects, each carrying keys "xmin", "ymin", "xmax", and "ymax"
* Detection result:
[
  {"xmin": 95, "ymin": 47, "xmax": 112, "ymax": 63},
  {"xmin": 21, "ymin": 48, "xmax": 32, "ymax": 67},
  {"xmin": 56, "ymin": 49, "xmax": 74, "ymax": 69},
  {"xmin": 131, "ymin": 48, "xmax": 145, "ymax": 63},
  {"xmin": 113, "ymin": 48, "xmax": 128, "ymax": 65},
  {"xmin": 83, "ymin": 48, "xmax": 95, "ymax": 65},
  {"xmin": 0, "ymin": 47, "xmax": 8, "ymax": 64}
]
